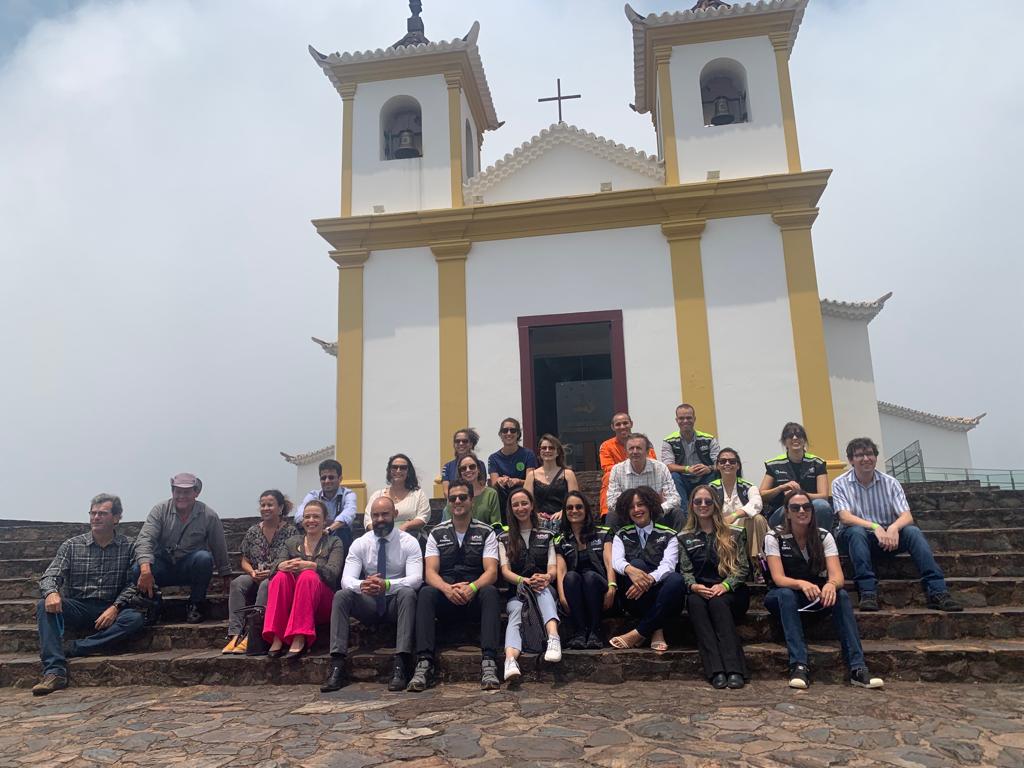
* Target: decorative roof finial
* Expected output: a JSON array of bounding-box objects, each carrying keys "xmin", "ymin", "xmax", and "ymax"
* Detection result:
[
  {"xmin": 690, "ymin": 0, "xmax": 732, "ymax": 10},
  {"xmin": 393, "ymin": 1, "xmax": 430, "ymax": 49}
]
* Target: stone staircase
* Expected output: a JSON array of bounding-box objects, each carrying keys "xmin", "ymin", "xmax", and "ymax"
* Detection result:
[{"xmin": 2, "ymin": 480, "xmax": 1023, "ymax": 688}]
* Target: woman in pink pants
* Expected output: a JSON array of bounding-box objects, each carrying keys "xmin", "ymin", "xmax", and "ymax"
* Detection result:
[{"xmin": 263, "ymin": 500, "xmax": 343, "ymax": 659}]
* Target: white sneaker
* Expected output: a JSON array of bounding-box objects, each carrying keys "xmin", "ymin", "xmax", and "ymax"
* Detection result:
[
  {"xmin": 504, "ymin": 657, "xmax": 521, "ymax": 681},
  {"xmin": 544, "ymin": 634, "xmax": 562, "ymax": 663}
]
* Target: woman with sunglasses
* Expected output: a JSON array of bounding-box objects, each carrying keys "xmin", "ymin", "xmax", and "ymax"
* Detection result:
[
  {"xmin": 499, "ymin": 489, "xmax": 563, "ymax": 683},
  {"xmin": 709, "ymin": 448, "xmax": 769, "ymax": 583},
  {"xmin": 678, "ymin": 486, "xmax": 749, "ymax": 688},
  {"xmin": 441, "ymin": 427, "xmax": 480, "ymax": 498},
  {"xmin": 525, "ymin": 434, "xmax": 579, "ymax": 531},
  {"xmin": 764, "ymin": 492, "xmax": 883, "ymax": 690},
  {"xmin": 443, "ymin": 454, "xmax": 502, "ymax": 528},
  {"xmin": 608, "ymin": 486, "xmax": 686, "ymax": 652},
  {"xmin": 555, "ymin": 492, "xmax": 614, "ymax": 649},
  {"xmin": 488, "ymin": 418, "xmax": 538, "ymax": 515},
  {"xmin": 365, "ymin": 454, "xmax": 430, "ymax": 533},
  {"xmin": 759, "ymin": 422, "xmax": 834, "ymax": 530}
]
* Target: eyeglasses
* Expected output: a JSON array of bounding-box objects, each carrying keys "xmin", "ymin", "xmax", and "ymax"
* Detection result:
[
  {"xmin": 788, "ymin": 503, "xmax": 813, "ymax": 512},
  {"xmin": 564, "ymin": 503, "xmax": 585, "ymax": 511},
  {"xmin": 448, "ymin": 494, "xmax": 469, "ymax": 502},
  {"xmin": 692, "ymin": 498, "xmax": 714, "ymax": 507},
  {"xmin": 852, "ymin": 453, "xmax": 877, "ymax": 460},
  {"xmin": 717, "ymin": 458, "xmax": 738, "ymax": 465},
  {"xmin": 500, "ymin": 427, "xmax": 519, "ymax": 434},
  {"xmin": 539, "ymin": 445, "xmax": 556, "ymax": 452}
]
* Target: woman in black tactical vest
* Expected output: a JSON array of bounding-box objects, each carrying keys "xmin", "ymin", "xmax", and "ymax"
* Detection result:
[
  {"xmin": 498, "ymin": 489, "xmax": 563, "ymax": 683},
  {"xmin": 555, "ymin": 492, "xmax": 615, "ymax": 650},
  {"xmin": 708, "ymin": 448, "xmax": 769, "ymax": 583},
  {"xmin": 764, "ymin": 492, "xmax": 884, "ymax": 690},
  {"xmin": 608, "ymin": 486, "xmax": 687, "ymax": 652},
  {"xmin": 678, "ymin": 486, "xmax": 749, "ymax": 689},
  {"xmin": 759, "ymin": 422, "xmax": 834, "ymax": 531}
]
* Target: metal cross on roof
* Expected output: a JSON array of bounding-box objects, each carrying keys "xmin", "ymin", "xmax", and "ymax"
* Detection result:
[{"xmin": 538, "ymin": 78, "xmax": 581, "ymax": 124}]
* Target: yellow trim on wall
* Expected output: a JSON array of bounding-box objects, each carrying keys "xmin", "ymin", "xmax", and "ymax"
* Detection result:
[
  {"xmin": 313, "ymin": 169, "xmax": 830, "ymax": 252},
  {"xmin": 772, "ymin": 209, "xmax": 842, "ymax": 473},
  {"xmin": 655, "ymin": 47, "xmax": 680, "ymax": 187},
  {"xmin": 339, "ymin": 83, "xmax": 357, "ymax": 217},
  {"xmin": 432, "ymin": 240, "xmax": 472, "ymax": 494},
  {"xmin": 330, "ymin": 248, "xmax": 370, "ymax": 509},
  {"xmin": 445, "ymin": 74, "xmax": 464, "ymax": 208},
  {"xmin": 770, "ymin": 33, "xmax": 802, "ymax": 173},
  {"xmin": 662, "ymin": 219, "xmax": 716, "ymax": 435}
]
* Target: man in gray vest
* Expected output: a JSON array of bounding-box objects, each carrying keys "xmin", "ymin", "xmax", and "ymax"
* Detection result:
[{"xmin": 661, "ymin": 403, "xmax": 720, "ymax": 504}]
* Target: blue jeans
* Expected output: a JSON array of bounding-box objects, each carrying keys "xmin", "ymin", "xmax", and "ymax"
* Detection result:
[
  {"xmin": 37, "ymin": 597, "xmax": 145, "ymax": 677},
  {"xmin": 838, "ymin": 524, "xmax": 947, "ymax": 597},
  {"xmin": 768, "ymin": 498, "xmax": 834, "ymax": 531},
  {"xmin": 131, "ymin": 549, "xmax": 214, "ymax": 604},
  {"xmin": 764, "ymin": 587, "xmax": 866, "ymax": 671},
  {"xmin": 671, "ymin": 471, "xmax": 717, "ymax": 506}
]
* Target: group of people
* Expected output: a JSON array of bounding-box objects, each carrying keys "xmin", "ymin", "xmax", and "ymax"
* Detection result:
[{"xmin": 32, "ymin": 407, "xmax": 963, "ymax": 698}]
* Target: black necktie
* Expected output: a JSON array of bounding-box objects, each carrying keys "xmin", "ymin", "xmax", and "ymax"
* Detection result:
[{"xmin": 375, "ymin": 536, "xmax": 388, "ymax": 618}]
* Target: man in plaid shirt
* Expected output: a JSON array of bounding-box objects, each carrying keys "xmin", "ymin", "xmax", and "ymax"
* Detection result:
[{"xmin": 33, "ymin": 493, "xmax": 145, "ymax": 695}]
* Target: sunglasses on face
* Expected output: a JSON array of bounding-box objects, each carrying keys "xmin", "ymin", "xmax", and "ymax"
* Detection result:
[
  {"xmin": 717, "ymin": 458, "xmax": 738, "ymax": 465},
  {"xmin": 500, "ymin": 427, "xmax": 519, "ymax": 434},
  {"xmin": 448, "ymin": 494, "xmax": 469, "ymax": 502},
  {"xmin": 390, "ymin": 464, "xmax": 409, "ymax": 471},
  {"xmin": 461, "ymin": 465, "xmax": 479, "ymax": 473},
  {"xmin": 454, "ymin": 439, "xmax": 470, "ymax": 445},
  {"xmin": 564, "ymin": 503, "xmax": 585, "ymax": 511},
  {"xmin": 788, "ymin": 503, "xmax": 813, "ymax": 512},
  {"xmin": 784, "ymin": 432, "xmax": 806, "ymax": 440},
  {"xmin": 692, "ymin": 498, "xmax": 714, "ymax": 507}
]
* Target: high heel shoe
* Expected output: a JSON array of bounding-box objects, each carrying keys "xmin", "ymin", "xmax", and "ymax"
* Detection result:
[
  {"xmin": 267, "ymin": 646, "xmax": 285, "ymax": 658},
  {"xmin": 284, "ymin": 645, "xmax": 308, "ymax": 661}
]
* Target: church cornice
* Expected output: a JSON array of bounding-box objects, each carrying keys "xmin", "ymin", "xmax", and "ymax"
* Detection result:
[
  {"xmin": 877, "ymin": 401, "xmax": 985, "ymax": 433},
  {"xmin": 819, "ymin": 292, "xmax": 893, "ymax": 322},
  {"xmin": 313, "ymin": 168, "xmax": 830, "ymax": 253},
  {"xmin": 309, "ymin": 21, "xmax": 500, "ymax": 131},
  {"xmin": 464, "ymin": 123, "xmax": 664, "ymax": 200},
  {"xmin": 626, "ymin": 0, "xmax": 808, "ymax": 115}
]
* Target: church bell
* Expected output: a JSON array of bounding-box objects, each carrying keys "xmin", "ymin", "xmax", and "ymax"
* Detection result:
[
  {"xmin": 710, "ymin": 96, "xmax": 735, "ymax": 126},
  {"xmin": 394, "ymin": 129, "xmax": 420, "ymax": 158}
]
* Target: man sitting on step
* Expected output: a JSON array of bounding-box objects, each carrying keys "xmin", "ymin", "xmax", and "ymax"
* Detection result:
[
  {"xmin": 407, "ymin": 480, "xmax": 502, "ymax": 692},
  {"xmin": 660, "ymin": 403, "xmax": 720, "ymax": 505},
  {"xmin": 833, "ymin": 438, "xmax": 962, "ymax": 613},
  {"xmin": 33, "ymin": 494, "xmax": 146, "ymax": 696},
  {"xmin": 132, "ymin": 473, "xmax": 232, "ymax": 623},
  {"xmin": 321, "ymin": 496, "xmax": 423, "ymax": 693},
  {"xmin": 606, "ymin": 433, "xmax": 682, "ymax": 531}
]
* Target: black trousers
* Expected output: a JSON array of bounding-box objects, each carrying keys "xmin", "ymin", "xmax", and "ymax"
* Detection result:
[
  {"xmin": 685, "ymin": 586, "xmax": 749, "ymax": 679},
  {"xmin": 415, "ymin": 584, "xmax": 501, "ymax": 660},
  {"xmin": 562, "ymin": 569, "xmax": 605, "ymax": 635},
  {"xmin": 620, "ymin": 571, "xmax": 686, "ymax": 638}
]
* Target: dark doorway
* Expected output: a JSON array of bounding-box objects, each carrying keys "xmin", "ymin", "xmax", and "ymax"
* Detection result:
[{"xmin": 518, "ymin": 311, "xmax": 628, "ymax": 471}]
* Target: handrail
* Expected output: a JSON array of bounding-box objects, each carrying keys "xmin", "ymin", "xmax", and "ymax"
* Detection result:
[{"xmin": 902, "ymin": 467, "xmax": 1024, "ymax": 490}]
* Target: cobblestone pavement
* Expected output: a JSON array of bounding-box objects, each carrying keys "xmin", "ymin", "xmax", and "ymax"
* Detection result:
[{"xmin": 1, "ymin": 680, "xmax": 1023, "ymax": 767}]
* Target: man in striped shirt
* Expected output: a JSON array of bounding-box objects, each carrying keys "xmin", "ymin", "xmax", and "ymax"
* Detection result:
[{"xmin": 833, "ymin": 437, "xmax": 961, "ymax": 613}]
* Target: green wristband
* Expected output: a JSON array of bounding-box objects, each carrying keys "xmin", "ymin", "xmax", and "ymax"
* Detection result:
[
  {"xmin": 870, "ymin": 523, "xmax": 880, "ymax": 531},
  {"xmin": 469, "ymin": 582, "xmax": 478, "ymax": 593},
  {"xmin": 385, "ymin": 579, "xmax": 391, "ymax": 592}
]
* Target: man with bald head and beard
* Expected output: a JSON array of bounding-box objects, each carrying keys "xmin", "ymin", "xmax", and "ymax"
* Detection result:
[{"xmin": 321, "ymin": 496, "xmax": 423, "ymax": 692}]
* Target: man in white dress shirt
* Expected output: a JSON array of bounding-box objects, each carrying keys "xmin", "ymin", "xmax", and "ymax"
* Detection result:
[
  {"xmin": 321, "ymin": 496, "xmax": 423, "ymax": 692},
  {"xmin": 606, "ymin": 434, "xmax": 682, "ymax": 530}
]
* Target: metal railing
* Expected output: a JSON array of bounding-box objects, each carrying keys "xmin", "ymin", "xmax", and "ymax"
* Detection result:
[{"xmin": 910, "ymin": 467, "xmax": 1024, "ymax": 490}]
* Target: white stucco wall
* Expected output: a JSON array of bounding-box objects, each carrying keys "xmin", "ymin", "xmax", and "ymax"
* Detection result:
[
  {"xmin": 361, "ymin": 246, "xmax": 440, "ymax": 498},
  {"xmin": 477, "ymin": 144, "xmax": 661, "ymax": 205},
  {"xmin": 879, "ymin": 413, "xmax": 974, "ymax": 470},
  {"xmin": 668, "ymin": 37, "xmax": 789, "ymax": 183},
  {"xmin": 823, "ymin": 314, "xmax": 886, "ymax": 463},
  {"xmin": 294, "ymin": 462, "xmax": 322, "ymax": 506},
  {"xmin": 464, "ymin": 226, "xmax": 680, "ymax": 455},
  {"xmin": 350, "ymin": 75, "xmax": 452, "ymax": 215},
  {"xmin": 701, "ymin": 215, "xmax": 802, "ymax": 467}
]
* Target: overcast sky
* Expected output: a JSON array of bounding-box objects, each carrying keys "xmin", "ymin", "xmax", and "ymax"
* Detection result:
[{"xmin": 2, "ymin": 1, "xmax": 1021, "ymax": 522}]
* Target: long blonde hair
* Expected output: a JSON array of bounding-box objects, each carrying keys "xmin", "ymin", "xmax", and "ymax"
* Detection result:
[{"xmin": 682, "ymin": 487, "xmax": 739, "ymax": 578}]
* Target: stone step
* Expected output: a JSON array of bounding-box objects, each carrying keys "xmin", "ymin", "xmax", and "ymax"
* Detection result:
[
  {"xmin": 0, "ymin": 531, "xmax": 249, "ymax": 559},
  {"xmin": 914, "ymin": 508, "xmax": 1024, "ymax": 530},
  {"xmin": 905, "ymin": 489, "xmax": 1024, "ymax": 511},
  {"xmin": 3, "ymin": 638, "xmax": 1024, "ymax": 689},
  {"xmin": 2, "ymin": 576, "xmax": 1021, "ymax": 624},
  {"xmin": 0, "ymin": 553, "xmax": 245, "ymax": 580},
  {"xmin": 912, "ymin": 528, "xmax": 1024, "ymax": 553},
  {"xmin": 843, "ymin": 552, "xmax": 1024, "ymax": 579},
  {"xmin": 0, "ymin": 517, "xmax": 261, "ymax": 542},
  {"xmin": 5, "ymin": 606, "xmax": 1023, "ymax": 655}
]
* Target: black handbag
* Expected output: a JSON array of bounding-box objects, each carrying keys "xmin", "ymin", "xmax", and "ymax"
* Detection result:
[
  {"xmin": 238, "ymin": 605, "xmax": 267, "ymax": 656},
  {"xmin": 126, "ymin": 588, "xmax": 163, "ymax": 626}
]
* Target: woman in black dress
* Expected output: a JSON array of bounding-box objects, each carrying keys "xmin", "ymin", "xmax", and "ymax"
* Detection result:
[{"xmin": 524, "ymin": 434, "xmax": 578, "ymax": 531}]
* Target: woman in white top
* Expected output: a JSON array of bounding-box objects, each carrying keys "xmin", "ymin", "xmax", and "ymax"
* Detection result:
[
  {"xmin": 365, "ymin": 454, "xmax": 431, "ymax": 533},
  {"xmin": 498, "ymin": 489, "xmax": 562, "ymax": 684},
  {"xmin": 764, "ymin": 492, "xmax": 883, "ymax": 691},
  {"xmin": 709, "ymin": 448, "xmax": 768, "ymax": 582}
]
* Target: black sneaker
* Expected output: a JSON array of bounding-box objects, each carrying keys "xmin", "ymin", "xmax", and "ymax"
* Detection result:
[
  {"xmin": 480, "ymin": 659, "xmax": 500, "ymax": 690},
  {"xmin": 320, "ymin": 660, "xmax": 347, "ymax": 693},
  {"xmin": 586, "ymin": 631, "xmax": 604, "ymax": 650},
  {"xmin": 858, "ymin": 593, "xmax": 880, "ymax": 612},
  {"xmin": 566, "ymin": 633, "xmax": 587, "ymax": 651},
  {"xmin": 788, "ymin": 663, "xmax": 810, "ymax": 690},
  {"xmin": 185, "ymin": 602, "xmax": 204, "ymax": 624},
  {"xmin": 849, "ymin": 667, "xmax": 884, "ymax": 689},
  {"xmin": 388, "ymin": 656, "xmax": 409, "ymax": 692},
  {"xmin": 32, "ymin": 674, "xmax": 68, "ymax": 696},
  {"xmin": 926, "ymin": 592, "xmax": 963, "ymax": 612},
  {"xmin": 406, "ymin": 659, "xmax": 433, "ymax": 692}
]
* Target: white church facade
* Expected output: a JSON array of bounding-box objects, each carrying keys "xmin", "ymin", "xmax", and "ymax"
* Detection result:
[{"xmin": 292, "ymin": 0, "xmax": 983, "ymax": 506}]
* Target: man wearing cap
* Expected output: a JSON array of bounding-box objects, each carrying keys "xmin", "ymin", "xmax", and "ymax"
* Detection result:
[{"xmin": 133, "ymin": 473, "xmax": 231, "ymax": 623}]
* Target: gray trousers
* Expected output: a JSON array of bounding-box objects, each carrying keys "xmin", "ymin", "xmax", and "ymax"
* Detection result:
[
  {"xmin": 227, "ymin": 575, "xmax": 271, "ymax": 636},
  {"xmin": 330, "ymin": 587, "xmax": 416, "ymax": 657}
]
